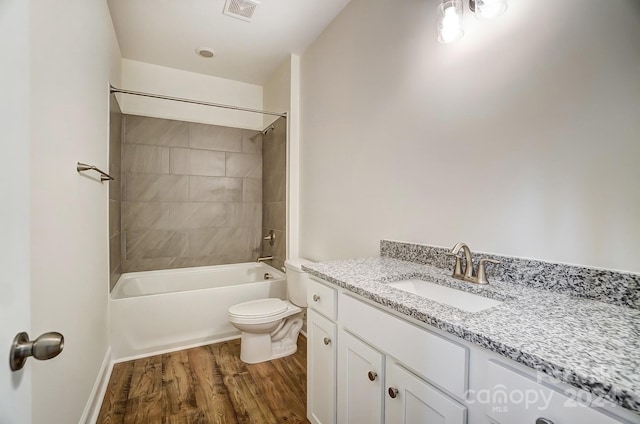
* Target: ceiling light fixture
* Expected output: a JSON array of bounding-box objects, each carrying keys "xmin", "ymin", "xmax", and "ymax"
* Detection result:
[
  {"xmin": 437, "ymin": 0, "xmax": 464, "ymax": 44},
  {"xmin": 196, "ymin": 47, "xmax": 216, "ymax": 58},
  {"xmin": 437, "ymin": 0, "xmax": 508, "ymax": 43}
]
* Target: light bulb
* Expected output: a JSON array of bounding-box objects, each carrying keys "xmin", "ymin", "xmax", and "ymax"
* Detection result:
[
  {"xmin": 437, "ymin": 0, "xmax": 464, "ymax": 44},
  {"xmin": 475, "ymin": 0, "xmax": 507, "ymax": 20}
]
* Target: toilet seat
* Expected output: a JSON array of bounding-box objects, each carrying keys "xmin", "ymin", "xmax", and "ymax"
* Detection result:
[{"xmin": 229, "ymin": 298, "xmax": 301, "ymax": 325}]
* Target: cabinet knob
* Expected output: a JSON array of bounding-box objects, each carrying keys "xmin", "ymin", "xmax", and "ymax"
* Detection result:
[
  {"xmin": 313, "ymin": 294, "xmax": 320, "ymax": 302},
  {"xmin": 368, "ymin": 371, "xmax": 377, "ymax": 381},
  {"xmin": 388, "ymin": 387, "xmax": 399, "ymax": 399},
  {"xmin": 536, "ymin": 419, "xmax": 554, "ymax": 424},
  {"xmin": 323, "ymin": 337, "xmax": 331, "ymax": 345}
]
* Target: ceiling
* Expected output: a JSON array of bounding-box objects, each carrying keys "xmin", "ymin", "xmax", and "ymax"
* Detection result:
[{"xmin": 108, "ymin": 0, "xmax": 351, "ymax": 85}]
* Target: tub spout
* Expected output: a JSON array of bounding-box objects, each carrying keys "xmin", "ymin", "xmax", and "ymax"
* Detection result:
[{"xmin": 257, "ymin": 256, "xmax": 274, "ymax": 263}]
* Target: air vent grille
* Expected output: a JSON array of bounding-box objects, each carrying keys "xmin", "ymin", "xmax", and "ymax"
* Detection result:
[{"xmin": 223, "ymin": 0, "xmax": 261, "ymax": 22}]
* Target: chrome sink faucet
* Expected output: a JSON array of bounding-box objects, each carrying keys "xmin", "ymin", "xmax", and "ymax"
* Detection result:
[{"xmin": 445, "ymin": 242, "xmax": 499, "ymax": 285}]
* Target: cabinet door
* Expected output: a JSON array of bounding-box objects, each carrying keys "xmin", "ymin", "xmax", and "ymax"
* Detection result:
[
  {"xmin": 308, "ymin": 308, "xmax": 337, "ymax": 424},
  {"xmin": 338, "ymin": 330, "xmax": 385, "ymax": 424},
  {"xmin": 385, "ymin": 361, "xmax": 466, "ymax": 424},
  {"xmin": 485, "ymin": 361, "xmax": 625, "ymax": 424}
]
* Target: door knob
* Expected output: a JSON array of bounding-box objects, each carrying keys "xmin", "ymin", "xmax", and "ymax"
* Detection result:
[
  {"xmin": 368, "ymin": 371, "xmax": 377, "ymax": 381},
  {"xmin": 536, "ymin": 419, "xmax": 554, "ymax": 424},
  {"xmin": 388, "ymin": 387, "xmax": 399, "ymax": 398},
  {"xmin": 10, "ymin": 331, "xmax": 64, "ymax": 371},
  {"xmin": 313, "ymin": 294, "xmax": 320, "ymax": 302},
  {"xmin": 323, "ymin": 337, "xmax": 331, "ymax": 345}
]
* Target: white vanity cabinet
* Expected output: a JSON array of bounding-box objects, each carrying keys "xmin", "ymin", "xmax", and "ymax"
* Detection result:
[
  {"xmin": 306, "ymin": 275, "xmax": 638, "ymax": 424},
  {"xmin": 307, "ymin": 278, "xmax": 338, "ymax": 424},
  {"xmin": 485, "ymin": 361, "xmax": 624, "ymax": 424},
  {"xmin": 385, "ymin": 360, "xmax": 467, "ymax": 424},
  {"xmin": 337, "ymin": 329, "xmax": 385, "ymax": 423}
]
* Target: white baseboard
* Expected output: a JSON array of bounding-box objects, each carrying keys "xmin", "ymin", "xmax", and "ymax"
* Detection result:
[{"xmin": 79, "ymin": 347, "xmax": 113, "ymax": 424}]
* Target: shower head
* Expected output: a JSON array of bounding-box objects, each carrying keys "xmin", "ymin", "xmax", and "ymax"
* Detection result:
[{"xmin": 262, "ymin": 125, "xmax": 275, "ymax": 136}]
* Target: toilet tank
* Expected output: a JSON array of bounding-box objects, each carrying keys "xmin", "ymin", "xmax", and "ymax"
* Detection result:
[{"xmin": 284, "ymin": 259, "xmax": 312, "ymax": 307}]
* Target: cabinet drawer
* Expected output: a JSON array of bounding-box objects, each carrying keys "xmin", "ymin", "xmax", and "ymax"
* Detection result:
[
  {"xmin": 485, "ymin": 360, "xmax": 623, "ymax": 424},
  {"xmin": 339, "ymin": 293, "xmax": 468, "ymax": 399},
  {"xmin": 308, "ymin": 277, "xmax": 337, "ymax": 320}
]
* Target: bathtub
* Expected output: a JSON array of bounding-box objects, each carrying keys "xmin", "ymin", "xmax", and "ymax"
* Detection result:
[{"xmin": 110, "ymin": 262, "xmax": 287, "ymax": 361}]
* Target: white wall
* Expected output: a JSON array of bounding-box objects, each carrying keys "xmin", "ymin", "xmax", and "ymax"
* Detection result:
[
  {"xmin": 120, "ymin": 59, "xmax": 264, "ymax": 130},
  {"xmin": 0, "ymin": 0, "xmax": 32, "ymax": 421},
  {"xmin": 29, "ymin": 1, "xmax": 121, "ymax": 422},
  {"xmin": 263, "ymin": 58, "xmax": 292, "ymax": 128},
  {"xmin": 299, "ymin": 0, "xmax": 640, "ymax": 273}
]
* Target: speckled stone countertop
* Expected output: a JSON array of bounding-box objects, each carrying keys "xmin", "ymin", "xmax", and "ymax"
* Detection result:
[{"xmin": 302, "ymin": 256, "xmax": 640, "ymax": 415}]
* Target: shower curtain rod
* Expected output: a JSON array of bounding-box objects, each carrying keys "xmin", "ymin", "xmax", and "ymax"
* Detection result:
[{"xmin": 109, "ymin": 85, "xmax": 287, "ymax": 118}]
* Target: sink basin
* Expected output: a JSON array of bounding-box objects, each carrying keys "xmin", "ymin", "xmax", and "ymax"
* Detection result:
[{"xmin": 387, "ymin": 279, "xmax": 502, "ymax": 313}]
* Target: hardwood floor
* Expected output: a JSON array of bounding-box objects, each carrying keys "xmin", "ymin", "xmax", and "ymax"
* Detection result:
[{"xmin": 97, "ymin": 336, "xmax": 309, "ymax": 424}]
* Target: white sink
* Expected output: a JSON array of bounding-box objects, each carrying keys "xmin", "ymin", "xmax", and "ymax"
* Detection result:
[{"xmin": 387, "ymin": 279, "xmax": 503, "ymax": 313}]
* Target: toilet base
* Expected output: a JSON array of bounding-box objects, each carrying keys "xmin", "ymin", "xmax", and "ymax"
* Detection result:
[{"xmin": 239, "ymin": 313, "xmax": 304, "ymax": 364}]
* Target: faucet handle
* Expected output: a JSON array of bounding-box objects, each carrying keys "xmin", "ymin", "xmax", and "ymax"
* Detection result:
[
  {"xmin": 445, "ymin": 252, "xmax": 464, "ymax": 278},
  {"xmin": 477, "ymin": 258, "xmax": 500, "ymax": 285}
]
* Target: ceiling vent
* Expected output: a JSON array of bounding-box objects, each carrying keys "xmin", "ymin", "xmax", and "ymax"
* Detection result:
[{"xmin": 223, "ymin": 0, "xmax": 261, "ymax": 22}]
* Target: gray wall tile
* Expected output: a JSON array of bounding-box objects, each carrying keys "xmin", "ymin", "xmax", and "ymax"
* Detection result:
[
  {"xmin": 259, "ymin": 117, "xmax": 287, "ymax": 265},
  {"xmin": 122, "ymin": 144, "xmax": 170, "ymax": 174},
  {"xmin": 125, "ymin": 115, "xmax": 189, "ymax": 147},
  {"xmin": 169, "ymin": 203, "xmax": 228, "ymax": 229},
  {"xmin": 125, "ymin": 229, "xmax": 188, "ymax": 260},
  {"xmin": 169, "ymin": 147, "xmax": 225, "ymax": 176},
  {"xmin": 189, "ymin": 176, "xmax": 243, "ymax": 202},
  {"xmin": 109, "ymin": 234, "xmax": 121, "ymax": 291},
  {"xmin": 122, "ymin": 202, "xmax": 170, "ymax": 230},
  {"xmin": 242, "ymin": 130, "xmax": 262, "ymax": 154},
  {"xmin": 188, "ymin": 228, "xmax": 260, "ymax": 258},
  {"xmin": 227, "ymin": 203, "xmax": 262, "ymax": 228},
  {"xmin": 226, "ymin": 153, "xmax": 262, "ymax": 178},
  {"xmin": 109, "ymin": 95, "xmax": 123, "ymax": 291},
  {"xmin": 189, "ymin": 123, "xmax": 242, "ymax": 152},
  {"xmin": 243, "ymin": 178, "xmax": 262, "ymax": 203},
  {"xmin": 263, "ymin": 173, "xmax": 286, "ymax": 203},
  {"xmin": 120, "ymin": 116, "xmax": 266, "ymax": 272},
  {"xmin": 263, "ymin": 201, "xmax": 286, "ymax": 232},
  {"xmin": 122, "ymin": 258, "xmax": 173, "ymax": 273},
  {"xmin": 125, "ymin": 173, "xmax": 189, "ymax": 202},
  {"xmin": 109, "ymin": 199, "xmax": 121, "ymax": 238}
]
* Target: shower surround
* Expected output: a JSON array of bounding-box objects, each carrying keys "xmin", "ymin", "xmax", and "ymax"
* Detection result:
[{"xmin": 120, "ymin": 115, "xmax": 263, "ymax": 272}]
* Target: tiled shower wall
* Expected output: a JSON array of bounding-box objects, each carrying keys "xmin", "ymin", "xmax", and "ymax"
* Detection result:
[
  {"xmin": 261, "ymin": 117, "xmax": 287, "ymax": 271},
  {"xmin": 121, "ymin": 115, "xmax": 263, "ymax": 272},
  {"xmin": 109, "ymin": 95, "xmax": 123, "ymax": 290}
]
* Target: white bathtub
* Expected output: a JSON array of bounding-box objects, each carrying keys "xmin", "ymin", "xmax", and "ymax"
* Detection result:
[{"xmin": 110, "ymin": 262, "xmax": 287, "ymax": 361}]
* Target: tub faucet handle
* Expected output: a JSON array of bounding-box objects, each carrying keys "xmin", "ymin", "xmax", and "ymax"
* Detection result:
[{"xmin": 263, "ymin": 230, "xmax": 276, "ymax": 246}]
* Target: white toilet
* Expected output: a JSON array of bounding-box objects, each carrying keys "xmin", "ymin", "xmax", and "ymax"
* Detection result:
[{"xmin": 228, "ymin": 259, "xmax": 310, "ymax": 364}]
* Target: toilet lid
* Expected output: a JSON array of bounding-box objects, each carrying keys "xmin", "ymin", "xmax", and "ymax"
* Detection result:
[{"xmin": 228, "ymin": 298, "xmax": 288, "ymax": 318}]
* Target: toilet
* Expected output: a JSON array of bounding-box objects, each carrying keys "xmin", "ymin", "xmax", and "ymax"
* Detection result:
[{"xmin": 228, "ymin": 259, "xmax": 310, "ymax": 364}]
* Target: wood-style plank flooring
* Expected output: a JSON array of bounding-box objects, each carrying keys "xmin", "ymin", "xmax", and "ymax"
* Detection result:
[{"xmin": 97, "ymin": 336, "xmax": 309, "ymax": 424}]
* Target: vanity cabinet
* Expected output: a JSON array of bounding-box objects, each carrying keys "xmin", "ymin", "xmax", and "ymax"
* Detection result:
[
  {"xmin": 307, "ymin": 277, "xmax": 338, "ymax": 424},
  {"xmin": 338, "ymin": 328, "xmax": 465, "ymax": 424},
  {"xmin": 307, "ymin": 275, "xmax": 636, "ymax": 424},
  {"xmin": 337, "ymin": 330, "xmax": 385, "ymax": 423},
  {"xmin": 385, "ymin": 360, "xmax": 466, "ymax": 424},
  {"xmin": 485, "ymin": 360, "xmax": 623, "ymax": 424}
]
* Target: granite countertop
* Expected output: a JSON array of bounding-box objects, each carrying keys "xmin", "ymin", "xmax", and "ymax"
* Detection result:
[{"xmin": 302, "ymin": 256, "xmax": 640, "ymax": 415}]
